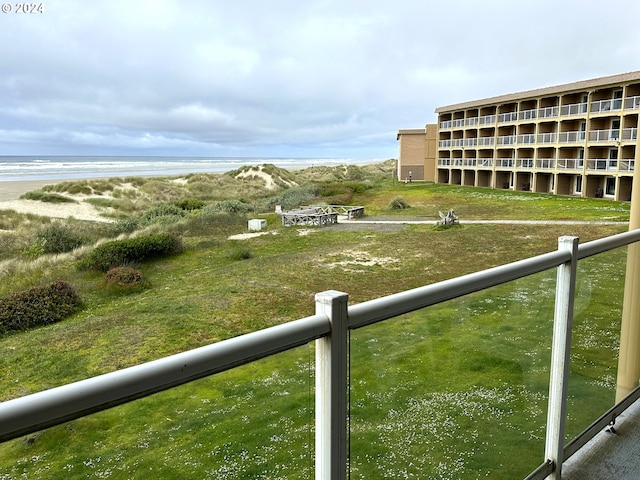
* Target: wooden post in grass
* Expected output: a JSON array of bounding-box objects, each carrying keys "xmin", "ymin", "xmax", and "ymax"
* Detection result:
[{"xmin": 616, "ymin": 142, "xmax": 640, "ymax": 402}]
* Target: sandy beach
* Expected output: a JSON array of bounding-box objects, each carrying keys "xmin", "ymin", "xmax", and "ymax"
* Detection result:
[
  {"xmin": 0, "ymin": 179, "xmax": 61, "ymax": 201},
  {"xmin": 0, "ymin": 178, "xmax": 113, "ymax": 222}
]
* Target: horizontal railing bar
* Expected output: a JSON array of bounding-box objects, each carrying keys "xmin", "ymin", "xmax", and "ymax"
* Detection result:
[
  {"xmin": 523, "ymin": 459, "xmax": 554, "ymax": 480},
  {"xmin": 0, "ymin": 313, "xmax": 330, "ymax": 443},
  {"xmin": 348, "ymin": 250, "xmax": 570, "ymax": 330},
  {"xmin": 563, "ymin": 385, "xmax": 640, "ymax": 461},
  {"xmin": 577, "ymin": 228, "xmax": 640, "ymax": 260}
]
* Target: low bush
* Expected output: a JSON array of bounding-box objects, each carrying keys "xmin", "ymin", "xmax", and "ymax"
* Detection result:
[
  {"xmin": 201, "ymin": 200, "xmax": 253, "ymax": 215},
  {"xmin": 80, "ymin": 233, "xmax": 184, "ymax": 271},
  {"xmin": 36, "ymin": 224, "xmax": 86, "ymax": 254},
  {"xmin": 388, "ymin": 196, "xmax": 410, "ymax": 210},
  {"xmin": 174, "ymin": 198, "xmax": 206, "ymax": 211},
  {"xmin": 140, "ymin": 203, "xmax": 187, "ymax": 226},
  {"xmin": 0, "ymin": 280, "xmax": 82, "ymax": 333},
  {"xmin": 20, "ymin": 191, "xmax": 77, "ymax": 203},
  {"xmin": 105, "ymin": 267, "xmax": 148, "ymax": 294},
  {"xmin": 228, "ymin": 246, "xmax": 253, "ymax": 261}
]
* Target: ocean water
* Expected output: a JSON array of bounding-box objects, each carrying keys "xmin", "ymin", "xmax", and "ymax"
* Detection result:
[{"xmin": 0, "ymin": 156, "xmax": 383, "ymax": 182}]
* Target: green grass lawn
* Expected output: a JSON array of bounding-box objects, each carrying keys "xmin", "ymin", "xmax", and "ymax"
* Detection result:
[{"xmin": 0, "ymin": 171, "xmax": 632, "ymax": 479}]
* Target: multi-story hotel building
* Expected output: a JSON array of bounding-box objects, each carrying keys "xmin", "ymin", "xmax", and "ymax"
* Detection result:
[{"xmin": 397, "ymin": 71, "xmax": 640, "ymax": 201}]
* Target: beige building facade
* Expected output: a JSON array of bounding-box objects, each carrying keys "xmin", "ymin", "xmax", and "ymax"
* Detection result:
[{"xmin": 398, "ymin": 71, "xmax": 640, "ymax": 201}]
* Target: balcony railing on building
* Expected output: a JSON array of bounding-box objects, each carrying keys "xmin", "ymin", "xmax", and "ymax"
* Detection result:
[
  {"xmin": 557, "ymin": 158, "xmax": 584, "ymax": 170},
  {"xmin": 537, "ymin": 158, "xmax": 556, "ymax": 169},
  {"xmin": 538, "ymin": 106, "xmax": 559, "ymax": 119},
  {"xmin": 591, "ymin": 98, "xmax": 623, "ymax": 113},
  {"xmin": 558, "ymin": 131, "xmax": 586, "ymax": 143}
]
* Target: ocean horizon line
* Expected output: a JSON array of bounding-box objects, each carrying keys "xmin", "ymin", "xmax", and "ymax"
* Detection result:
[{"xmin": 0, "ymin": 155, "xmax": 390, "ymax": 182}]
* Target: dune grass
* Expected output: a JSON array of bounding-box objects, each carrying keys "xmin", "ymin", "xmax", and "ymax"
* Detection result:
[{"xmin": 0, "ymin": 166, "xmax": 632, "ymax": 478}]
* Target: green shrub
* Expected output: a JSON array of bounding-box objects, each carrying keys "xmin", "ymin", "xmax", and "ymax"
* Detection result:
[
  {"xmin": 110, "ymin": 218, "xmax": 140, "ymax": 234},
  {"xmin": 0, "ymin": 280, "xmax": 82, "ymax": 333},
  {"xmin": 105, "ymin": 267, "xmax": 148, "ymax": 293},
  {"xmin": 140, "ymin": 203, "xmax": 187, "ymax": 226},
  {"xmin": 388, "ymin": 196, "xmax": 410, "ymax": 210},
  {"xmin": 35, "ymin": 224, "xmax": 85, "ymax": 254},
  {"xmin": 264, "ymin": 186, "xmax": 320, "ymax": 210},
  {"xmin": 228, "ymin": 246, "xmax": 253, "ymax": 261},
  {"xmin": 80, "ymin": 233, "xmax": 184, "ymax": 271},
  {"xmin": 20, "ymin": 191, "xmax": 77, "ymax": 203},
  {"xmin": 174, "ymin": 198, "xmax": 206, "ymax": 211},
  {"xmin": 200, "ymin": 200, "xmax": 253, "ymax": 215}
]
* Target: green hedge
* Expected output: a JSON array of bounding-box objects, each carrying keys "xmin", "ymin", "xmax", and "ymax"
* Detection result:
[
  {"xmin": 80, "ymin": 233, "xmax": 184, "ymax": 271},
  {"xmin": 0, "ymin": 280, "xmax": 82, "ymax": 333}
]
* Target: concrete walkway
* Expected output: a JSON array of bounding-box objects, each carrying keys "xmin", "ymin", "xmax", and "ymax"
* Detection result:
[{"xmin": 338, "ymin": 217, "xmax": 628, "ymax": 226}]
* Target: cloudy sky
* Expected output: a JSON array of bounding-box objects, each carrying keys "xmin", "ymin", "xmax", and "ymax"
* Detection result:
[{"xmin": 1, "ymin": 0, "xmax": 639, "ymax": 159}]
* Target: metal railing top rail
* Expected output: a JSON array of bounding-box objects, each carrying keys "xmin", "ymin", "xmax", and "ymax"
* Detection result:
[{"xmin": 0, "ymin": 313, "xmax": 330, "ymax": 443}]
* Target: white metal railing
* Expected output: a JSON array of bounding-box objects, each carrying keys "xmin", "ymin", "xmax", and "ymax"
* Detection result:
[
  {"xmin": 439, "ymin": 139, "xmax": 452, "ymax": 148},
  {"xmin": 519, "ymin": 109, "xmax": 537, "ymax": 121},
  {"xmin": 463, "ymin": 158, "xmax": 477, "ymax": 167},
  {"xmin": 438, "ymin": 158, "xmax": 451, "ymax": 166},
  {"xmin": 477, "ymin": 157, "xmax": 494, "ymax": 167},
  {"xmin": 466, "ymin": 117, "xmax": 479, "ymax": 126},
  {"xmin": 557, "ymin": 158, "xmax": 584, "ymax": 170},
  {"xmin": 589, "ymin": 129, "xmax": 621, "ymax": 142},
  {"xmin": 516, "ymin": 158, "xmax": 534, "ymax": 169},
  {"xmin": 440, "ymin": 120, "xmax": 453, "ymax": 129},
  {"xmin": 478, "ymin": 137, "xmax": 495, "ymax": 146},
  {"xmin": 586, "ymin": 159, "xmax": 619, "ymax": 171},
  {"xmin": 452, "ymin": 139, "xmax": 464, "ymax": 147},
  {"xmin": 498, "ymin": 135, "xmax": 517, "ymax": 145},
  {"xmin": 453, "ymin": 119, "xmax": 465, "ymax": 128},
  {"xmin": 591, "ymin": 98, "xmax": 623, "ymax": 113},
  {"xmin": 622, "ymin": 128, "xmax": 637, "ymax": 141},
  {"xmin": 3, "ymin": 230, "xmax": 640, "ymax": 479},
  {"xmin": 624, "ymin": 96, "xmax": 640, "ymax": 110},
  {"xmin": 537, "ymin": 132, "xmax": 557, "ymax": 144},
  {"xmin": 620, "ymin": 160, "xmax": 635, "ymax": 172},
  {"xmin": 451, "ymin": 158, "xmax": 462, "ymax": 166},
  {"xmin": 558, "ymin": 131, "xmax": 586, "ymax": 143},
  {"xmin": 539, "ymin": 106, "xmax": 559, "ymax": 118},
  {"xmin": 498, "ymin": 112, "xmax": 518, "ymax": 123},
  {"xmin": 560, "ymin": 103, "xmax": 588, "ymax": 116},
  {"xmin": 496, "ymin": 158, "xmax": 515, "ymax": 168},
  {"xmin": 464, "ymin": 138, "xmax": 478, "ymax": 147},
  {"xmin": 479, "ymin": 114, "xmax": 496, "ymax": 125},
  {"xmin": 536, "ymin": 158, "xmax": 556, "ymax": 169},
  {"xmin": 518, "ymin": 134, "xmax": 536, "ymax": 144}
]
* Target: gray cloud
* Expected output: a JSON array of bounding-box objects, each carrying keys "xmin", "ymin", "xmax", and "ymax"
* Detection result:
[{"xmin": 1, "ymin": 0, "xmax": 639, "ymax": 158}]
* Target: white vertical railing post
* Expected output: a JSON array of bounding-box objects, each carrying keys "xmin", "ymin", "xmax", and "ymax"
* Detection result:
[
  {"xmin": 545, "ymin": 236, "xmax": 579, "ymax": 479},
  {"xmin": 315, "ymin": 290, "xmax": 349, "ymax": 480}
]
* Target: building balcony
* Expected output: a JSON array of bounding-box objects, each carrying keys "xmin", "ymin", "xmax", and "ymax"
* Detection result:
[
  {"xmin": 586, "ymin": 158, "xmax": 620, "ymax": 171},
  {"xmin": 538, "ymin": 106, "xmax": 559, "ymax": 119},
  {"xmin": 536, "ymin": 158, "xmax": 556, "ymax": 169},
  {"xmin": 498, "ymin": 112, "xmax": 518, "ymax": 124},
  {"xmin": 560, "ymin": 102, "xmax": 588, "ymax": 116},
  {"xmin": 624, "ymin": 95, "xmax": 640, "ymax": 110},
  {"xmin": 477, "ymin": 157, "xmax": 494, "ymax": 168},
  {"xmin": 497, "ymin": 135, "xmax": 517, "ymax": 146},
  {"xmin": 478, "ymin": 137, "xmax": 495, "ymax": 146},
  {"xmin": 537, "ymin": 132, "xmax": 558, "ymax": 143},
  {"xmin": 558, "ymin": 131, "xmax": 586, "ymax": 143},
  {"xmin": 479, "ymin": 114, "xmax": 496, "ymax": 126},
  {"xmin": 591, "ymin": 98, "xmax": 623, "ymax": 113},
  {"xmin": 516, "ymin": 158, "xmax": 534, "ymax": 169},
  {"xmin": 519, "ymin": 109, "xmax": 537, "ymax": 121}
]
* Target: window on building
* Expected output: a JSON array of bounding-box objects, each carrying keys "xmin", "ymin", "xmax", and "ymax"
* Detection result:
[
  {"xmin": 575, "ymin": 176, "xmax": 583, "ymax": 194},
  {"xmin": 606, "ymin": 177, "xmax": 616, "ymax": 196}
]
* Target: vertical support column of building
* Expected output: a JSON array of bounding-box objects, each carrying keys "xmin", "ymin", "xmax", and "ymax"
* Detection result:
[
  {"xmin": 545, "ymin": 236, "xmax": 579, "ymax": 479},
  {"xmin": 616, "ymin": 136, "xmax": 640, "ymax": 402},
  {"xmin": 315, "ymin": 290, "xmax": 349, "ymax": 480}
]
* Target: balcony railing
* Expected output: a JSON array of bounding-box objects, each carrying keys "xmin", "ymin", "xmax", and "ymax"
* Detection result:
[
  {"xmin": 453, "ymin": 119, "xmax": 465, "ymax": 128},
  {"xmin": 586, "ymin": 159, "xmax": 619, "ymax": 171},
  {"xmin": 498, "ymin": 112, "xmax": 518, "ymax": 123},
  {"xmin": 478, "ymin": 137, "xmax": 495, "ymax": 146},
  {"xmin": 477, "ymin": 157, "xmax": 494, "ymax": 167},
  {"xmin": 464, "ymin": 138, "xmax": 478, "ymax": 147},
  {"xmin": 557, "ymin": 158, "xmax": 584, "ymax": 170},
  {"xmin": 558, "ymin": 131, "xmax": 586, "ymax": 143},
  {"xmin": 518, "ymin": 133, "xmax": 536, "ymax": 144},
  {"xmin": 560, "ymin": 102, "xmax": 588, "ymax": 116},
  {"xmin": 479, "ymin": 114, "xmax": 496, "ymax": 125},
  {"xmin": 591, "ymin": 98, "xmax": 623, "ymax": 113},
  {"xmin": 538, "ymin": 132, "xmax": 557, "ymax": 144},
  {"xmin": 620, "ymin": 159, "xmax": 635, "ymax": 172},
  {"xmin": 438, "ymin": 158, "xmax": 451, "ymax": 166},
  {"xmin": 516, "ymin": 158, "xmax": 534, "ymax": 169},
  {"xmin": 519, "ymin": 109, "xmax": 537, "ymax": 121},
  {"xmin": 497, "ymin": 135, "xmax": 517, "ymax": 145},
  {"xmin": 2, "ymin": 229, "xmax": 640, "ymax": 479},
  {"xmin": 624, "ymin": 96, "xmax": 640, "ymax": 110},
  {"xmin": 463, "ymin": 158, "xmax": 477, "ymax": 167},
  {"xmin": 439, "ymin": 139, "xmax": 452, "ymax": 148},
  {"xmin": 466, "ymin": 117, "xmax": 479, "ymax": 126},
  {"xmin": 622, "ymin": 127, "xmax": 638, "ymax": 141},
  {"xmin": 589, "ymin": 129, "xmax": 621, "ymax": 142},
  {"xmin": 496, "ymin": 158, "xmax": 515, "ymax": 168},
  {"xmin": 538, "ymin": 106, "xmax": 559, "ymax": 119},
  {"xmin": 536, "ymin": 158, "xmax": 556, "ymax": 169},
  {"xmin": 440, "ymin": 120, "xmax": 453, "ymax": 129}
]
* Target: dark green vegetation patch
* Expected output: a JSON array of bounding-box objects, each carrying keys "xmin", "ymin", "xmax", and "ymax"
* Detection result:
[
  {"xmin": 0, "ymin": 280, "xmax": 82, "ymax": 333},
  {"xmin": 80, "ymin": 233, "xmax": 184, "ymax": 271}
]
